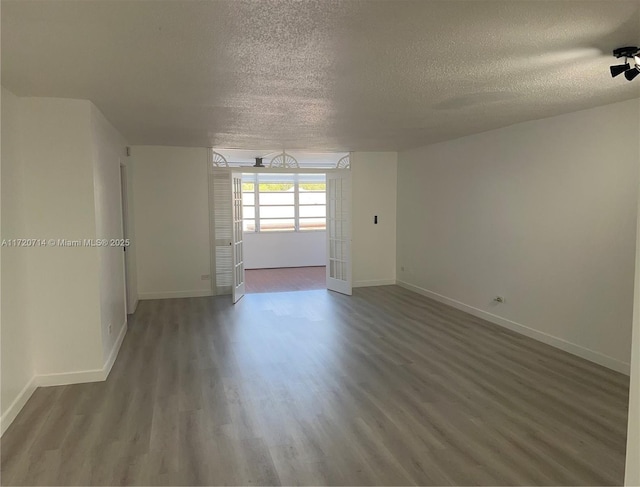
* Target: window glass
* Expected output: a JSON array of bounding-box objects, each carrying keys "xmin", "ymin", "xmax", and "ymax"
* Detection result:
[
  {"xmin": 260, "ymin": 219, "xmax": 295, "ymax": 232},
  {"xmin": 259, "ymin": 183, "xmax": 294, "ymax": 192},
  {"xmin": 299, "ymin": 192, "xmax": 326, "ymax": 205},
  {"xmin": 261, "ymin": 206, "xmax": 295, "ymax": 219},
  {"xmin": 299, "ymin": 206, "xmax": 326, "ymax": 218},
  {"xmin": 260, "ymin": 193, "xmax": 295, "ymax": 205},
  {"xmin": 299, "ymin": 182, "xmax": 326, "ymax": 191},
  {"xmin": 243, "ymin": 219, "xmax": 256, "ymax": 232},
  {"xmin": 241, "ymin": 173, "xmax": 326, "ymax": 233},
  {"xmin": 243, "ymin": 207, "xmax": 256, "ymax": 219},
  {"xmin": 242, "ymin": 192, "xmax": 255, "ymax": 206},
  {"xmin": 299, "ymin": 218, "xmax": 326, "ymax": 231}
]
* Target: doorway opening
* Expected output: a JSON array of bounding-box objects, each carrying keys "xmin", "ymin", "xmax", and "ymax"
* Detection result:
[
  {"xmin": 241, "ymin": 172, "xmax": 327, "ymax": 294},
  {"xmin": 245, "ymin": 267, "xmax": 326, "ymax": 293},
  {"xmin": 208, "ymin": 150, "xmax": 352, "ymax": 302},
  {"xmin": 119, "ymin": 162, "xmax": 133, "ymax": 314}
]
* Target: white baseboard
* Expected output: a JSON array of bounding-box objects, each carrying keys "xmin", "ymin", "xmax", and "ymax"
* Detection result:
[
  {"xmin": 127, "ymin": 296, "xmax": 139, "ymax": 315},
  {"xmin": 35, "ymin": 368, "xmax": 106, "ymax": 387},
  {"xmin": 245, "ymin": 264, "xmax": 326, "ymax": 270},
  {"xmin": 138, "ymin": 289, "xmax": 214, "ymax": 300},
  {"xmin": 35, "ymin": 319, "xmax": 128, "ymax": 387},
  {"xmin": 1, "ymin": 320, "xmax": 130, "ymax": 436},
  {"xmin": 396, "ymin": 280, "xmax": 631, "ymax": 375},
  {"xmin": 354, "ymin": 278, "xmax": 397, "ymax": 288},
  {"xmin": 103, "ymin": 319, "xmax": 128, "ymax": 378},
  {"xmin": 0, "ymin": 377, "xmax": 37, "ymax": 436}
]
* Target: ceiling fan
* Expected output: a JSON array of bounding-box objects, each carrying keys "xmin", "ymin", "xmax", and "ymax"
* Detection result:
[{"xmin": 610, "ymin": 46, "xmax": 640, "ymax": 81}]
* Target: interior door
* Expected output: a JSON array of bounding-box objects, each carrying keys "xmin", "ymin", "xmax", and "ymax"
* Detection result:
[
  {"xmin": 231, "ymin": 172, "xmax": 245, "ymax": 303},
  {"xmin": 326, "ymin": 171, "xmax": 352, "ymax": 295},
  {"xmin": 209, "ymin": 167, "xmax": 233, "ymax": 295}
]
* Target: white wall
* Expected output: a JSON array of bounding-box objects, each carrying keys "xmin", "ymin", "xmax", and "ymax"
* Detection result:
[
  {"xmin": 90, "ymin": 104, "xmax": 129, "ymax": 361},
  {"xmin": 397, "ymin": 100, "xmax": 639, "ymax": 373},
  {"xmin": 132, "ymin": 146, "xmax": 212, "ymax": 299},
  {"xmin": 1, "ymin": 92, "xmax": 130, "ymax": 434},
  {"xmin": 132, "ymin": 146, "xmax": 398, "ymax": 296},
  {"xmin": 1, "ymin": 87, "xmax": 35, "ymax": 430},
  {"xmin": 244, "ymin": 231, "xmax": 325, "ymax": 269},
  {"xmin": 352, "ymin": 152, "xmax": 398, "ymax": 287},
  {"xmin": 625, "ymin": 102, "xmax": 640, "ymax": 486},
  {"xmin": 19, "ymin": 97, "xmax": 105, "ymax": 377}
]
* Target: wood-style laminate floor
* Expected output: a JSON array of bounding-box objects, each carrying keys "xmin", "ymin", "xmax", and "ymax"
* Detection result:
[
  {"xmin": 1, "ymin": 286, "xmax": 630, "ymax": 486},
  {"xmin": 245, "ymin": 266, "xmax": 326, "ymax": 293}
]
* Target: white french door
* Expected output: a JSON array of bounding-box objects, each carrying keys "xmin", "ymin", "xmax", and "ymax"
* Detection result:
[
  {"xmin": 209, "ymin": 168, "xmax": 232, "ymax": 295},
  {"xmin": 231, "ymin": 172, "xmax": 245, "ymax": 303},
  {"xmin": 326, "ymin": 171, "xmax": 352, "ymax": 295}
]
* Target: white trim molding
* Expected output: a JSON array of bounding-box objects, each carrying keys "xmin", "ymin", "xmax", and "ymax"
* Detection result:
[
  {"xmin": 35, "ymin": 368, "xmax": 106, "ymax": 387},
  {"xmin": 397, "ymin": 280, "xmax": 631, "ymax": 375},
  {"xmin": 0, "ymin": 377, "xmax": 37, "ymax": 436},
  {"xmin": 138, "ymin": 289, "xmax": 213, "ymax": 300},
  {"xmin": 35, "ymin": 319, "xmax": 128, "ymax": 387},
  {"xmin": 1, "ymin": 320, "xmax": 129, "ymax": 436},
  {"xmin": 354, "ymin": 279, "xmax": 397, "ymax": 288},
  {"xmin": 127, "ymin": 296, "xmax": 139, "ymax": 315},
  {"xmin": 102, "ymin": 319, "xmax": 128, "ymax": 379}
]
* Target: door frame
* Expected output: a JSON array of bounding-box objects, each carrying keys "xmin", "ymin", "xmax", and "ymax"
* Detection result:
[
  {"xmin": 231, "ymin": 172, "xmax": 246, "ymax": 303},
  {"xmin": 326, "ymin": 170, "xmax": 353, "ymax": 295},
  {"xmin": 207, "ymin": 164, "xmax": 352, "ymax": 298},
  {"xmin": 119, "ymin": 161, "xmax": 135, "ymax": 314}
]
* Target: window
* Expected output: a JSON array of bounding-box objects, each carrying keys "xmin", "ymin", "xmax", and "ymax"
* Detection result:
[
  {"xmin": 242, "ymin": 173, "xmax": 326, "ymax": 232},
  {"xmin": 298, "ymin": 174, "xmax": 326, "ymax": 231}
]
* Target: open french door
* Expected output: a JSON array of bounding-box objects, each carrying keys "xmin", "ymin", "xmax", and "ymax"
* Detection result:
[
  {"xmin": 231, "ymin": 172, "xmax": 245, "ymax": 303},
  {"xmin": 326, "ymin": 171, "xmax": 352, "ymax": 295}
]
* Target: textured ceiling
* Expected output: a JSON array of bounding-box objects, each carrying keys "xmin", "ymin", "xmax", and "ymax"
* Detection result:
[{"xmin": 2, "ymin": 0, "xmax": 639, "ymax": 151}]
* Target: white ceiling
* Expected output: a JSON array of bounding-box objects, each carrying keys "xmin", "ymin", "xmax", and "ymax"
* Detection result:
[{"xmin": 2, "ymin": 0, "xmax": 639, "ymax": 151}]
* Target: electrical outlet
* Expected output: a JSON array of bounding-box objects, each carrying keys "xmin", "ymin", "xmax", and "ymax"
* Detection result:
[{"xmin": 201, "ymin": 274, "xmax": 211, "ymax": 280}]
